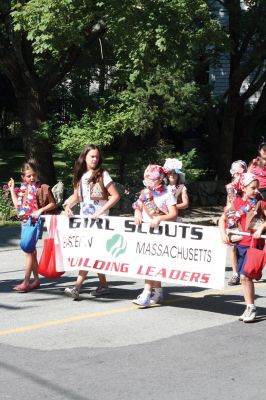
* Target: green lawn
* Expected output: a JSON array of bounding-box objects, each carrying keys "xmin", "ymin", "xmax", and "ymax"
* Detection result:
[
  {"xmin": 0, "ymin": 149, "xmax": 120, "ymax": 186},
  {"xmin": 0, "ymin": 151, "xmax": 25, "ymax": 183},
  {"xmin": 0, "ymin": 150, "xmax": 72, "ymax": 185}
]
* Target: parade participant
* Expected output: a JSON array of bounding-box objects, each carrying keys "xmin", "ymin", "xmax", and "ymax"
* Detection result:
[
  {"xmin": 132, "ymin": 164, "xmax": 177, "ymax": 307},
  {"xmin": 248, "ymin": 137, "xmax": 266, "ymax": 199},
  {"xmin": 64, "ymin": 144, "xmax": 120, "ymax": 300},
  {"xmin": 9, "ymin": 160, "xmax": 56, "ymax": 292},
  {"xmin": 225, "ymin": 160, "xmax": 247, "ymax": 285},
  {"xmin": 219, "ymin": 172, "xmax": 266, "ymax": 322},
  {"xmin": 163, "ymin": 158, "xmax": 189, "ymax": 221}
]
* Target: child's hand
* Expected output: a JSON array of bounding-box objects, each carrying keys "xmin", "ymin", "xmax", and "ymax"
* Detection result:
[
  {"xmin": 31, "ymin": 209, "xmax": 42, "ymax": 219},
  {"xmin": 91, "ymin": 211, "xmax": 102, "ymax": 220},
  {"xmin": 134, "ymin": 209, "xmax": 142, "ymax": 225},
  {"xmin": 221, "ymin": 233, "xmax": 230, "ymax": 244},
  {"xmin": 150, "ymin": 216, "xmax": 161, "ymax": 228},
  {"xmin": 253, "ymin": 226, "xmax": 264, "ymax": 239},
  {"xmin": 64, "ymin": 205, "xmax": 73, "ymax": 217},
  {"xmin": 8, "ymin": 178, "xmax": 15, "ymax": 189}
]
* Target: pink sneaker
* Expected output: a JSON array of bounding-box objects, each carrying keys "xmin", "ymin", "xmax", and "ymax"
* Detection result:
[{"xmin": 29, "ymin": 279, "xmax": 41, "ymax": 290}]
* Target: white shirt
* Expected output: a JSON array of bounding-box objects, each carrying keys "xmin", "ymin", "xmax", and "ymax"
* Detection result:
[
  {"xmin": 142, "ymin": 189, "xmax": 177, "ymax": 223},
  {"xmin": 167, "ymin": 184, "xmax": 187, "ymax": 200}
]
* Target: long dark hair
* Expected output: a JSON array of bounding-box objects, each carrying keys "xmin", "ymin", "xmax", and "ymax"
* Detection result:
[{"xmin": 73, "ymin": 144, "xmax": 103, "ymax": 187}]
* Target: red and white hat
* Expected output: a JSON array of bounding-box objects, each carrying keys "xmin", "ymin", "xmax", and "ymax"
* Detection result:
[{"xmin": 143, "ymin": 164, "xmax": 165, "ymax": 181}]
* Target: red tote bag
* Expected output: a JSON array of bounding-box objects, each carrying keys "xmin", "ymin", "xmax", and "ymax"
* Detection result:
[
  {"xmin": 244, "ymin": 239, "xmax": 266, "ymax": 281},
  {"xmin": 38, "ymin": 215, "xmax": 64, "ymax": 279}
]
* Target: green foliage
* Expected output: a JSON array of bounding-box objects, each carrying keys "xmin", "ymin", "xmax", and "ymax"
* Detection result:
[
  {"xmin": 105, "ymin": 0, "xmax": 225, "ymax": 81},
  {"xmin": 56, "ymin": 0, "xmax": 225, "ymax": 158},
  {"xmin": 0, "ymin": 184, "xmax": 17, "ymax": 221},
  {"xmin": 11, "ymin": 0, "xmax": 95, "ymax": 64},
  {"xmin": 2, "ymin": 0, "xmax": 227, "ymax": 183},
  {"xmin": 57, "ymin": 67, "xmax": 203, "ymax": 158}
]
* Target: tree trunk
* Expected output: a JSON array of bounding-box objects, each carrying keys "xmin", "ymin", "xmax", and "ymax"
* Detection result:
[
  {"xmin": 217, "ymin": 90, "xmax": 240, "ymax": 179},
  {"xmin": 117, "ymin": 134, "xmax": 128, "ymax": 184},
  {"xmin": 15, "ymin": 85, "xmax": 56, "ymax": 186},
  {"xmin": 206, "ymin": 107, "xmax": 221, "ymax": 173}
]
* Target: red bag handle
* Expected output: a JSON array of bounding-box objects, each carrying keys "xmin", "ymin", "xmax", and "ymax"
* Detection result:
[
  {"xmin": 48, "ymin": 215, "xmax": 57, "ymax": 238},
  {"xmin": 250, "ymin": 237, "xmax": 257, "ymax": 248}
]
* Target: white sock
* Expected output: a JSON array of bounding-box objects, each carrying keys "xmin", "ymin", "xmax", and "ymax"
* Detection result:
[
  {"xmin": 247, "ymin": 304, "xmax": 256, "ymax": 310},
  {"xmin": 142, "ymin": 290, "xmax": 151, "ymax": 297}
]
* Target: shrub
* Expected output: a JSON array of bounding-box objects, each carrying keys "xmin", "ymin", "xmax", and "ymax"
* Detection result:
[{"xmin": 0, "ymin": 184, "xmax": 18, "ymax": 221}]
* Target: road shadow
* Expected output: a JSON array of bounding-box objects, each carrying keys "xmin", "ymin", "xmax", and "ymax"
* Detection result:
[{"xmin": 0, "ymin": 226, "xmax": 20, "ymax": 249}]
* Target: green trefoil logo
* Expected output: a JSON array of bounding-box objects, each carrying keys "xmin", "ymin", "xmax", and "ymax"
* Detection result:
[{"xmin": 106, "ymin": 234, "xmax": 127, "ymax": 257}]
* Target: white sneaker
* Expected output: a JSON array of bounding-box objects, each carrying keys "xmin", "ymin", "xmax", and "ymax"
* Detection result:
[
  {"xmin": 90, "ymin": 286, "xmax": 110, "ymax": 297},
  {"xmin": 239, "ymin": 307, "xmax": 257, "ymax": 322},
  {"xmin": 150, "ymin": 290, "xmax": 164, "ymax": 305},
  {"xmin": 64, "ymin": 287, "xmax": 79, "ymax": 300},
  {"xmin": 132, "ymin": 292, "xmax": 151, "ymax": 307},
  {"xmin": 243, "ymin": 307, "xmax": 257, "ymax": 323}
]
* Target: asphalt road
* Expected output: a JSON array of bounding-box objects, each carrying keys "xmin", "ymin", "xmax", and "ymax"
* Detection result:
[{"xmin": 1, "ymin": 226, "xmax": 266, "ymax": 400}]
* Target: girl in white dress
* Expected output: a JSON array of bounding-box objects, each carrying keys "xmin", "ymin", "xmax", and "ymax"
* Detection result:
[{"xmin": 64, "ymin": 144, "xmax": 120, "ymax": 300}]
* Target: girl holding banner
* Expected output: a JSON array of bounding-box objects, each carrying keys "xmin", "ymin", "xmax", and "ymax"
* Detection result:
[
  {"xmin": 9, "ymin": 160, "xmax": 56, "ymax": 292},
  {"xmin": 64, "ymin": 144, "xmax": 120, "ymax": 300},
  {"xmin": 132, "ymin": 164, "xmax": 177, "ymax": 307},
  {"xmin": 219, "ymin": 172, "xmax": 266, "ymax": 322}
]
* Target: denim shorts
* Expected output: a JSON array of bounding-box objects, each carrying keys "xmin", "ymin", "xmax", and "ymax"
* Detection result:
[{"xmin": 236, "ymin": 245, "xmax": 249, "ymax": 277}]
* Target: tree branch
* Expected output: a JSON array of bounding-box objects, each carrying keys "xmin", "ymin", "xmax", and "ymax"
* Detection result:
[{"xmin": 239, "ymin": 69, "xmax": 266, "ymax": 104}]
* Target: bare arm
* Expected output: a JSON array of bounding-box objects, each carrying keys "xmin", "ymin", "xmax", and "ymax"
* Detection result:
[
  {"xmin": 219, "ymin": 213, "xmax": 230, "ymax": 244},
  {"xmin": 134, "ymin": 208, "xmax": 143, "ymax": 225},
  {"xmin": 64, "ymin": 190, "xmax": 79, "ymax": 216},
  {"xmin": 32, "ymin": 199, "xmax": 56, "ymax": 218},
  {"xmin": 8, "ymin": 178, "xmax": 18, "ymax": 208},
  {"xmin": 176, "ymin": 190, "xmax": 189, "ymax": 210}
]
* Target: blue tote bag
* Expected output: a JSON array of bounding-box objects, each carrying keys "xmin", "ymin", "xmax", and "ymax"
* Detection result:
[{"xmin": 20, "ymin": 217, "xmax": 42, "ymax": 253}]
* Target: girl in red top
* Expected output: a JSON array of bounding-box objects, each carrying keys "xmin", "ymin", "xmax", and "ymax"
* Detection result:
[
  {"xmin": 219, "ymin": 173, "xmax": 266, "ymax": 322},
  {"xmin": 248, "ymin": 138, "xmax": 266, "ymax": 199}
]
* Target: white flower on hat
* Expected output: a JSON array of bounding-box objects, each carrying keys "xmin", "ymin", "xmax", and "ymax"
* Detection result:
[
  {"xmin": 163, "ymin": 158, "xmax": 182, "ymax": 172},
  {"xmin": 163, "ymin": 158, "xmax": 185, "ymax": 183}
]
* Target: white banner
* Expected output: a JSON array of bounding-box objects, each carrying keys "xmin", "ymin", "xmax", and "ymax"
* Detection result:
[{"xmin": 50, "ymin": 215, "xmax": 226, "ymax": 289}]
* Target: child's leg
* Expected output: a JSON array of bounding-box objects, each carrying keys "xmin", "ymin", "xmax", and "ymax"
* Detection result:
[
  {"xmin": 98, "ymin": 273, "xmax": 108, "ymax": 287},
  {"xmin": 23, "ymin": 252, "xmax": 37, "ymax": 286},
  {"xmin": 241, "ymin": 275, "xmax": 255, "ymax": 305},
  {"xmin": 230, "ymin": 246, "xmax": 238, "ymax": 274},
  {"xmin": 75, "ymin": 270, "xmax": 88, "ymax": 292},
  {"xmin": 150, "ymin": 281, "xmax": 163, "ymax": 305},
  {"xmin": 239, "ymin": 275, "xmax": 257, "ymax": 322},
  {"xmin": 144, "ymin": 280, "xmax": 153, "ymax": 292},
  {"xmin": 32, "ymin": 250, "xmax": 39, "ymax": 281},
  {"xmin": 228, "ymin": 246, "xmax": 240, "ymax": 285}
]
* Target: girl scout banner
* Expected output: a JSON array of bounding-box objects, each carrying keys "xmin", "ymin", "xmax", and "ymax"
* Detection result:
[{"xmin": 49, "ymin": 215, "xmax": 226, "ymax": 289}]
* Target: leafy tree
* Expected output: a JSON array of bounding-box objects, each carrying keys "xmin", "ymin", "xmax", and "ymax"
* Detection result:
[
  {"xmin": 207, "ymin": 0, "xmax": 266, "ymax": 177},
  {"xmin": 58, "ymin": 0, "xmax": 225, "ymax": 182},
  {"xmin": 0, "ymin": 0, "xmax": 106, "ymax": 184}
]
